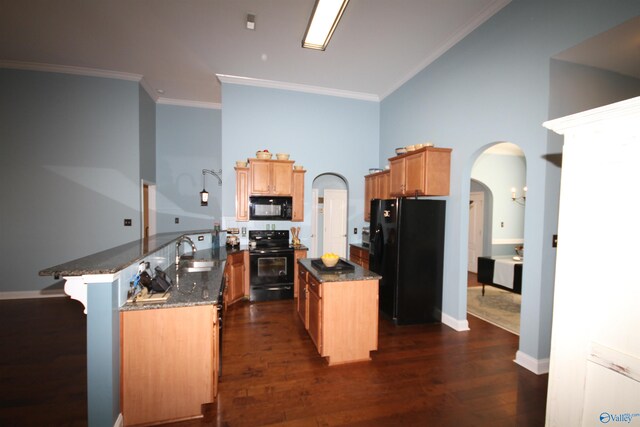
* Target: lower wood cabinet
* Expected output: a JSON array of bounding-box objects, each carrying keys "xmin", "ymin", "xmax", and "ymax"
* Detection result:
[
  {"xmin": 293, "ymin": 249, "xmax": 307, "ymax": 298},
  {"xmin": 120, "ymin": 305, "xmax": 218, "ymax": 426},
  {"xmin": 297, "ymin": 263, "xmax": 379, "ymax": 365},
  {"xmin": 307, "ymin": 274, "xmax": 322, "ymax": 353},
  {"xmin": 349, "ymin": 244, "xmax": 369, "ymax": 270},
  {"xmin": 224, "ymin": 251, "xmax": 245, "ymax": 306},
  {"xmin": 297, "ymin": 267, "xmax": 308, "ymax": 326}
]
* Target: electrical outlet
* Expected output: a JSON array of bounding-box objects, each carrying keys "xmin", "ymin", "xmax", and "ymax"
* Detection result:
[
  {"xmin": 175, "ymin": 217, "xmax": 179, "ymax": 224},
  {"xmin": 354, "ymin": 227, "xmax": 357, "ymax": 234},
  {"xmin": 500, "ymin": 221, "xmax": 504, "ymax": 228},
  {"xmin": 124, "ymin": 219, "xmax": 132, "ymax": 226},
  {"xmin": 241, "ymin": 227, "xmax": 247, "ymax": 237}
]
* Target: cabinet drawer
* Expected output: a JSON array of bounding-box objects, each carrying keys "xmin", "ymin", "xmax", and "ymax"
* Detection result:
[{"xmin": 308, "ymin": 275, "xmax": 322, "ymax": 298}]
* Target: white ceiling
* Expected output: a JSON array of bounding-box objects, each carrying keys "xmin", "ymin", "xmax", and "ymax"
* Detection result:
[{"xmin": 0, "ymin": 0, "xmax": 511, "ymax": 105}]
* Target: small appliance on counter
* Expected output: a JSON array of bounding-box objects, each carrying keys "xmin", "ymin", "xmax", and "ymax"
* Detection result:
[
  {"xmin": 361, "ymin": 226, "xmax": 370, "ymax": 248},
  {"xmin": 225, "ymin": 228, "xmax": 240, "ymax": 247}
]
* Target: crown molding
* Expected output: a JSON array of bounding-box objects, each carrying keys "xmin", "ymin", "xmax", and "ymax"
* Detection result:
[
  {"xmin": 139, "ymin": 77, "xmax": 160, "ymax": 102},
  {"xmin": 0, "ymin": 59, "xmax": 143, "ymax": 82},
  {"xmin": 157, "ymin": 97, "xmax": 222, "ymax": 110},
  {"xmin": 216, "ymin": 74, "xmax": 379, "ymax": 102},
  {"xmin": 380, "ymin": 0, "xmax": 511, "ymax": 100},
  {"xmin": 543, "ymin": 95, "xmax": 640, "ymax": 135}
]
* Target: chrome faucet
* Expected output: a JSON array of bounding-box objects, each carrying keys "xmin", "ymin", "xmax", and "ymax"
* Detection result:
[{"xmin": 175, "ymin": 236, "xmax": 197, "ymax": 265}]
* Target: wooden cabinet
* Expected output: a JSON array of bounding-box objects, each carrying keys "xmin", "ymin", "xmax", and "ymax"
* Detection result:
[
  {"xmin": 293, "ymin": 249, "xmax": 307, "ymax": 298},
  {"xmin": 364, "ymin": 171, "xmax": 390, "ymax": 221},
  {"xmin": 298, "ymin": 263, "xmax": 379, "ymax": 365},
  {"xmin": 307, "ymin": 274, "xmax": 322, "ymax": 352},
  {"xmin": 235, "ymin": 167, "xmax": 249, "ymax": 221},
  {"xmin": 249, "ymin": 159, "xmax": 294, "ymax": 196},
  {"xmin": 121, "ymin": 305, "xmax": 217, "ymax": 426},
  {"xmin": 349, "ymin": 244, "xmax": 369, "ymax": 270},
  {"xmin": 236, "ymin": 159, "xmax": 305, "ymax": 221},
  {"xmin": 292, "ymin": 170, "xmax": 305, "ymax": 221},
  {"xmin": 389, "ymin": 147, "xmax": 451, "ymax": 197},
  {"xmin": 225, "ymin": 251, "xmax": 245, "ymax": 306},
  {"xmin": 297, "ymin": 267, "xmax": 308, "ymax": 326}
]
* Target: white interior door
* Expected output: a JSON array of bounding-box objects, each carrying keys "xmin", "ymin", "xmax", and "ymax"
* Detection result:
[
  {"xmin": 310, "ymin": 188, "xmax": 319, "ymax": 258},
  {"xmin": 468, "ymin": 192, "xmax": 484, "ymax": 273},
  {"xmin": 323, "ymin": 189, "xmax": 347, "ymax": 257}
]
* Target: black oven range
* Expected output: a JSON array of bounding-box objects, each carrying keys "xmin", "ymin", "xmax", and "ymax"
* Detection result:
[{"xmin": 248, "ymin": 230, "xmax": 294, "ymax": 302}]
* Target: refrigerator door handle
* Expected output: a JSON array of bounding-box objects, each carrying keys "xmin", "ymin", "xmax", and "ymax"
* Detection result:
[{"xmin": 372, "ymin": 225, "xmax": 384, "ymax": 260}]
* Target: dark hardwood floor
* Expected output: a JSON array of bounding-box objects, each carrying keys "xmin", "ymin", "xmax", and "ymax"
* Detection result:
[{"xmin": 0, "ymin": 296, "xmax": 547, "ymax": 427}]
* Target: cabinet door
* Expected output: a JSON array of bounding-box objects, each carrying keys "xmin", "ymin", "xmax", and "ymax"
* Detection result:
[
  {"xmin": 250, "ymin": 160, "xmax": 271, "ymax": 194},
  {"xmin": 235, "ymin": 168, "xmax": 249, "ymax": 221},
  {"xmin": 293, "ymin": 249, "xmax": 307, "ymax": 298},
  {"xmin": 292, "ymin": 171, "xmax": 305, "ymax": 221},
  {"xmin": 297, "ymin": 269, "xmax": 308, "ymax": 327},
  {"xmin": 271, "ymin": 162, "xmax": 293, "ymax": 195},
  {"xmin": 389, "ymin": 157, "xmax": 406, "ymax": 196},
  {"xmin": 404, "ymin": 151, "xmax": 426, "ymax": 196},
  {"xmin": 307, "ymin": 278, "xmax": 322, "ymax": 354},
  {"xmin": 364, "ymin": 175, "xmax": 374, "ymax": 221},
  {"xmin": 121, "ymin": 306, "xmax": 215, "ymax": 426},
  {"xmin": 379, "ymin": 171, "xmax": 390, "ymax": 199},
  {"xmin": 226, "ymin": 252, "xmax": 245, "ymax": 305}
]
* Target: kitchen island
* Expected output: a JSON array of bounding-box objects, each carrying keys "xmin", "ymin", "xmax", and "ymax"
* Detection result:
[
  {"xmin": 39, "ymin": 230, "xmax": 236, "ymax": 427},
  {"xmin": 297, "ymin": 258, "xmax": 381, "ymax": 365}
]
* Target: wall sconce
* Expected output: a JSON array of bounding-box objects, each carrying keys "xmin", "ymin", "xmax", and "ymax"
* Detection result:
[
  {"xmin": 511, "ymin": 186, "xmax": 527, "ymax": 206},
  {"xmin": 200, "ymin": 169, "xmax": 222, "ymax": 206}
]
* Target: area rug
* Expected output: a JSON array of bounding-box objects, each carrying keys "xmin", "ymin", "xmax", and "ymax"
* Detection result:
[{"xmin": 467, "ymin": 286, "xmax": 521, "ymax": 335}]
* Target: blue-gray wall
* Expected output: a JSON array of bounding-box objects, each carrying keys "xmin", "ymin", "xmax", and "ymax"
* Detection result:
[
  {"xmin": 380, "ymin": 0, "xmax": 640, "ymax": 362},
  {"xmin": 139, "ymin": 86, "xmax": 156, "ymax": 183},
  {"xmin": 220, "ymin": 83, "xmax": 379, "ymax": 247},
  {"xmin": 0, "ymin": 69, "xmax": 141, "ymax": 293},
  {"xmin": 156, "ymin": 104, "xmax": 222, "ymax": 232}
]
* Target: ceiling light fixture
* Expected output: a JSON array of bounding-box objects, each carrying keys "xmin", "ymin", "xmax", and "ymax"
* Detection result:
[{"xmin": 302, "ymin": 0, "xmax": 350, "ymax": 51}]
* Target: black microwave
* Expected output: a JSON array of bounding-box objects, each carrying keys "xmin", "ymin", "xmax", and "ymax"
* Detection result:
[{"xmin": 249, "ymin": 196, "xmax": 292, "ymax": 221}]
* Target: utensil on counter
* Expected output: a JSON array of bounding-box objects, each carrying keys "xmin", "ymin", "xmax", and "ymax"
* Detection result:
[{"xmin": 290, "ymin": 227, "xmax": 301, "ymax": 246}]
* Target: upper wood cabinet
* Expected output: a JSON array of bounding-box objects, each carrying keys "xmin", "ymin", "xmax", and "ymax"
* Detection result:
[
  {"xmin": 249, "ymin": 159, "xmax": 294, "ymax": 196},
  {"xmin": 235, "ymin": 167, "xmax": 249, "ymax": 221},
  {"xmin": 364, "ymin": 170, "xmax": 390, "ymax": 221},
  {"xmin": 389, "ymin": 147, "xmax": 451, "ymax": 197},
  {"xmin": 292, "ymin": 170, "xmax": 305, "ymax": 222}
]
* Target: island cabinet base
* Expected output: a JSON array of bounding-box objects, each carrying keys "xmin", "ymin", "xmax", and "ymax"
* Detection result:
[
  {"xmin": 298, "ymin": 262, "xmax": 379, "ymax": 366},
  {"xmin": 321, "ymin": 279, "xmax": 379, "ymax": 365},
  {"xmin": 120, "ymin": 305, "xmax": 217, "ymax": 426}
]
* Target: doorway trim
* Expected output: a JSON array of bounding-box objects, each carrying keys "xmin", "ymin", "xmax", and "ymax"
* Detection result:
[{"xmin": 141, "ymin": 179, "xmax": 156, "ymax": 239}]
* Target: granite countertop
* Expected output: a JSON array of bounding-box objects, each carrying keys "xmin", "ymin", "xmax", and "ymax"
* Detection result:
[
  {"xmin": 120, "ymin": 247, "xmax": 240, "ymax": 311},
  {"xmin": 39, "ymin": 229, "xmax": 216, "ymax": 277},
  {"xmin": 349, "ymin": 243, "xmax": 370, "ymax": 251},
  {"xmin": 298, "ymin": 258, "xmax": 381, "ymax": 283}
]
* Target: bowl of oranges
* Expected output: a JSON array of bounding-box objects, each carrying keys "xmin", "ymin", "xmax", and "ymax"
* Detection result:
[{"xmin": 321, "ymin": 252, "xmax": 340, "ymax": 268}]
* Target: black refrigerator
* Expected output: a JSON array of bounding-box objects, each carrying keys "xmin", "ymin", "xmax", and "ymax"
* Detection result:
[{"xmin": 369, "ymin": 198, "xmax": 446, "ymax": 325}]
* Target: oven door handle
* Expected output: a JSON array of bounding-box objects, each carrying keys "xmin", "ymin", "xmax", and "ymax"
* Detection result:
[{"xmin": 263, "ymin": 286, "xmax": 292, "ymax": 291}]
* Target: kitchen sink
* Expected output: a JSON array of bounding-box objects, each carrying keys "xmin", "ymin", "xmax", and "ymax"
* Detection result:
[
  {"xmin": 182, "ymin": 266, "xmax": 216, "ymax": 273},
  {"xmin": 178, "ymin": 258, "xmax": 220, "ymax": 273}
]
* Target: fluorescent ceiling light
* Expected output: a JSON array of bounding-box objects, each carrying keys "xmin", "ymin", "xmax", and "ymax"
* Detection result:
[{"xmin": 302, "ymin": 0, "xmax": 350, "ymax": 50}]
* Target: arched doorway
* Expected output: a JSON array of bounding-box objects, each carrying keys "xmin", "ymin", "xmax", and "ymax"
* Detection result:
[
  {"xmin": 310, "ymin": 173, "xmax": 349, "ymax": 258},
  {"xmin": 466, "ymin": 142, "xmax": 526, "ymax": 335}
]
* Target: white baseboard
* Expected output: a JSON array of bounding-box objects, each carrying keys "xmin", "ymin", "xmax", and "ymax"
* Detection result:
[
  {"xmin": 114, "ymin": 413, "xmax": 123, "ymax": 427},
  {"xmin": 514, "ymin": 350, "xmax": 550, "ymax": 375},
  {"xmin": 0, "ymin": 290, "xmax": 66, "ymax": 300},
  {"xmin": 441, "ymin": 313, "xmax": 470, "ymax": 331}
]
